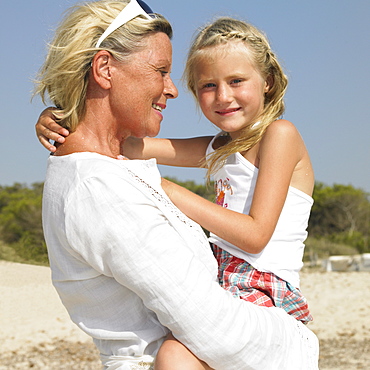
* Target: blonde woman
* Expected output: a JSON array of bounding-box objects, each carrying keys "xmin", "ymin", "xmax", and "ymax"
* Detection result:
[{"xmin": 35, "ymin": 6, "xmax": 318, "ymax": 369}]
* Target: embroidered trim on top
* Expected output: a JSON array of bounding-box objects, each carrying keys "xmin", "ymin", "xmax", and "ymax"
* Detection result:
[{"xmin": 125, "ymin": 167, "xmax": 195, "ymax": 228}]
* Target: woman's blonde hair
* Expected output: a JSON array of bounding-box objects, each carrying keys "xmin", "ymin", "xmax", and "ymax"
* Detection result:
[
  {"xmin": 33, "ymin": 0, "xmax": 172, "ymax": 132},
  {"xmin": 184, "ymin": 17, "xmax": 288, "ymax": 180}
]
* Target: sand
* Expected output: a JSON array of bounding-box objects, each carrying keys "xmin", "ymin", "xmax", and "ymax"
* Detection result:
[{"xmin": 1, "ymin": 260, "xmax": 369, "ymax": 369}]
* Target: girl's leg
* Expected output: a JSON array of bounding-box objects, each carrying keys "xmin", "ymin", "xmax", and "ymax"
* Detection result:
[{"xmin": 154, "ymin": 333, "xmax": 213, "ymax": 370}]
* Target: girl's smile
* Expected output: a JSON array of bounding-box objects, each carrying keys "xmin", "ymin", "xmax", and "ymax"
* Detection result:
[
  {"xmin": 215, "ymin": 107, "xmax": 242, "ymax": 116},
  {"xmin": 194, "ymin": 42, "xmax": 269, "ymax": 140}
]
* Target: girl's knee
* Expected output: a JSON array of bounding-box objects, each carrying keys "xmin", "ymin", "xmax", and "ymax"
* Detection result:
[{"xmin": 155, "ymin": 334, "xmax": 212, "ymax": 370}]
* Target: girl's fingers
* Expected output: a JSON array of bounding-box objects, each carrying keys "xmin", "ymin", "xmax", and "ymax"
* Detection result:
[{"xmin": 37, "ymin": 134, "xmax": 57, "ymax": 152}]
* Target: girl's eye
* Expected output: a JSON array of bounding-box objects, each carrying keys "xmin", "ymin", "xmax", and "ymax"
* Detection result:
[
  {"xmin": 231, "ymin": 79, "xmax": 243, "ymax": 85},
  {"xmin": 203, "ymin": 83, "xmax": 216, "ymax": 89}
]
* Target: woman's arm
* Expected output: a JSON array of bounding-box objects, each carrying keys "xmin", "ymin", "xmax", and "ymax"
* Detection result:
[
  {"xmin": 62, "ymin": 169, "xmax": 278, "ymax": 370},
  {"xmin": 162, "ymin": 120, "xmax": 307, "ymax": 254}
]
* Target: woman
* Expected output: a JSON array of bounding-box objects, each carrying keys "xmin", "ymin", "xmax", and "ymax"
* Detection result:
[{"xmin": 34, "ymin": 0, "xmax": 319, "ymax": 369}]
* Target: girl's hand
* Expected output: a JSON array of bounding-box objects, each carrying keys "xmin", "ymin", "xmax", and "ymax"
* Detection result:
[{"xmin": 36, "ymin": 108, "xmax": 69, "ymax": 152}]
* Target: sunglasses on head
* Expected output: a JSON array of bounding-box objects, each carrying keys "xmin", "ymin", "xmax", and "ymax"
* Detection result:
[{"xmin": 95, "ymin": 0, "xmax": 156, "ymax": 48}]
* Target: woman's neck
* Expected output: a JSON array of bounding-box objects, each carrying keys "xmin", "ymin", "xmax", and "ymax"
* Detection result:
[{"xmin": 54, "ymin": 115, "xmax": 124, "ymax": 158}]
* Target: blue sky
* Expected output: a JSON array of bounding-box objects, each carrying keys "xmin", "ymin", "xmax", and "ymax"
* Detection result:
[{"xmin": 1, "ymin": 0, "xmax": 369, "ymax": 192}]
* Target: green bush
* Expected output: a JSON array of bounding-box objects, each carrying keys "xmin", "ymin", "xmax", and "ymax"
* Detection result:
[
  {"xmin": 0, "ymin": 183, "xmax": 47, "ymax": 265},
  {"xmin": 12, "ymin": 233, "xmax": 49, "ymax": 265},
  {"xmin": 0, "ymin": 180, "xmax": 369, "ymax": 266},
  {"xmin": 328, "ymin": 231, "xmax": 369, "ymax": 254},
  {"xmin": 303, "ymin": 237, "xmax": 358, "ymax": 262}
]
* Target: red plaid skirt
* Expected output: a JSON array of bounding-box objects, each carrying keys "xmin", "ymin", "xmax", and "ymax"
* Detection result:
[{"xmin": 212, "ymin": 244, "xmax": 313, "ymax": 323}]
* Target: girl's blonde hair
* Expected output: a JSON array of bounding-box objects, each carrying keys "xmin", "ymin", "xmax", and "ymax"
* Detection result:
[
  {"xmin": 33, "ymin": 0, "xmax": 172, "ymax": 132},
  {"xmin": 184, "ymin": 17, "xmax": 288, "ymax": 180}
]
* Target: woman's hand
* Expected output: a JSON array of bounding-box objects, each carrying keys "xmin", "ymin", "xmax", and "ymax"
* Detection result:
[
  {"xmin": 36, "ymin": 108, "xmax": 69, "ymax": 152},
  {"xmin": 161, "ymin": 177, "xmax": 175, "ymax": 200}
]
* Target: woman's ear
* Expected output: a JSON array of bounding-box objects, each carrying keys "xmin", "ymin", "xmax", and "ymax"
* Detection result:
[
  {"xmin": 264, "ymin": 74, "xmax": 274, "ymax": 93},
  {"xmin": 90, "ymin": 50, "xmax": 113, "ymax": 90}
]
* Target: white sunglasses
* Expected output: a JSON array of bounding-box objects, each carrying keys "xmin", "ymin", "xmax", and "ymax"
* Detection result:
[{"xmin": 95, "ymin": 0, "xmax": 155, "ymax": 48}]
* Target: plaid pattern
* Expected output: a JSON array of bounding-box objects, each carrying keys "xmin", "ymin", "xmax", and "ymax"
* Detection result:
[{"xmin": 212, "ymin": 244, "xmax": 313, "ymax": 323}]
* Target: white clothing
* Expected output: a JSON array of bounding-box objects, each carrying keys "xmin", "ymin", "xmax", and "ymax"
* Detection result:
[
  {"xmin": 207, "ymin": 136, "xmax": 313, "ymax": 288},
  {"xmin": 42, "ymin": 152, "xmax": 318, "ymax": 369}
]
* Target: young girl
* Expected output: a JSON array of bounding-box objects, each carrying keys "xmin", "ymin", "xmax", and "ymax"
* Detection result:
[{"xmin": 36, "ymin": 17, "xmax": 315, "ymax": 368}]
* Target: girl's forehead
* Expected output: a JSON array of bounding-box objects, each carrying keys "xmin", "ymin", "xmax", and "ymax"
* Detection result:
[
  {"xmin": 196, "ymin": 41, "xmax": 254, "ymax": 66},
  {"xmin": 204, "ymin": 40, "xmax": 251, "ymax": 58}
]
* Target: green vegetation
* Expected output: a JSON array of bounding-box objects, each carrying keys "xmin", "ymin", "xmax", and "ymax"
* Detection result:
[
  {"xmin": 305, "ymin": 183, "xmax": 370, "ymax": 262},
  {"xmin": 0, "ymin": 183, "xmax": 47, "ymax": 265},
  {"xmin": 0, "ymin": 180, "xmax": 369, "ymax": 266}
]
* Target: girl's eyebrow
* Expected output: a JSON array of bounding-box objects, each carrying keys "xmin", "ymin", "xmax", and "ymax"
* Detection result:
[
  {"xmin": 227, "ymin": 71, "xmax": 250, "ymax": 78},
  {"xmin": 197, "ymin": 78, "xmax": 212, "ymax": 85},
  {"xmin": 197, "ymin": 73, "xmax": 248, "ymax": 85}
]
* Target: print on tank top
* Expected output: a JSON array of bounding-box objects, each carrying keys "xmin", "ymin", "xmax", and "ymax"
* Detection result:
[{"xmin": 215, "ymin": 178, "xmax": 233, "ymax": 208}]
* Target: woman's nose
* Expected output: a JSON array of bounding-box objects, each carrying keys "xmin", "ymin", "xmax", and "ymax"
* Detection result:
[{"xmin": 164, "ymin": 76, "xmax": 178, "ymax": 99}]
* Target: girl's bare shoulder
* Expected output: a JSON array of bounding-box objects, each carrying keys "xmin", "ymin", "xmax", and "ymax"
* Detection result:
[
  {"xmin": 266, "ymin": 119, "xmax": 299, "ymax": 135},
  {"xmin": 263, "ymin": 119, "xmax": 302, "ymax": 145}
]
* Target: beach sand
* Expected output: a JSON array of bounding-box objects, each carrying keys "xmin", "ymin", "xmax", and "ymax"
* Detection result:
[{"xmin": 1, "ymin": 260, "xmax": 369, "ymax": 369}]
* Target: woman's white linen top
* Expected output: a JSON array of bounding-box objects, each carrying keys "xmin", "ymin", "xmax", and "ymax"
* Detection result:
[
  {"xmin": 42, "ymin": 152, "xmax": 318, "ymax": 369},
  {"xmin": 207, "ymin": 137, "xmax": 313, "ymax": 288}
]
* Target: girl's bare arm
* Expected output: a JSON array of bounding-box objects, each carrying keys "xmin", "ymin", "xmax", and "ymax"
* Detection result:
[
  {"xmin": 162, "ymin": 120, "xmax": 312, "ymax": 254},
  {"xmin": 35, "ymin": 109, "xmax": 212, "ymax": 167},
  {"xmin": 122, "ymin": 136, "xmax": 213, "ymax": 167},
  {"xmin": 35, "ymin": 108, "xmax": 69, "ymax": 152}
]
